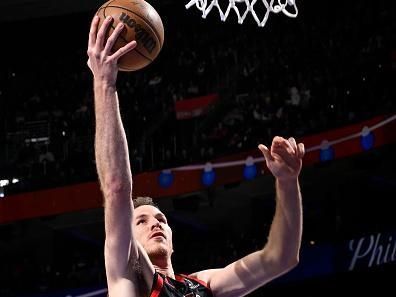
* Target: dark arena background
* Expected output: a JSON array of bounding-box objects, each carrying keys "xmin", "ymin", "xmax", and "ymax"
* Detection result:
[{"xmin": 0, "ymin": 0, "xmax": 396, "ymax": 296}]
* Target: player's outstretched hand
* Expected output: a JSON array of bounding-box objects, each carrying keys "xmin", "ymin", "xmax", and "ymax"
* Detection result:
[{"xmin": 258, "ymin": 136, "xmax": 305, "ymax": 181}]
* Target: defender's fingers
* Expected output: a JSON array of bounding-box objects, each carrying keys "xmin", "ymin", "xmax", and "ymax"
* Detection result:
[
  {"xmin": 110, "ymin": 40, "xmax": 137, "ymax": 61},
  {"xmin": 88, "ymin": 15, "xmax": 100, "ymax": 49},
  {"xmin": 258, "ymin": 144, "xmax": 274, "ymax": 162}
]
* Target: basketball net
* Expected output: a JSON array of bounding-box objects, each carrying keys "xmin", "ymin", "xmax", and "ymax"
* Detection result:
[{"xmin": 185, "ymin": 0, "xmax": 298, "ymax": 27}]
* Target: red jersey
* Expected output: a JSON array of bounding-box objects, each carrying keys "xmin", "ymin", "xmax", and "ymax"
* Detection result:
[{"xmin": 150, "ymin": 272, "xmax": 213, "ymax": 297}]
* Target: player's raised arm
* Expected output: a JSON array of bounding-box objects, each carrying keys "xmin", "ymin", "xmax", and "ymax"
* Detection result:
[
  {"xmin": 191, "ymin": 136, "xmax": 305, "ymax": 297},
  {"xmin": 87, "ymin": 14, "xmax": 154, "ymax": 297}
]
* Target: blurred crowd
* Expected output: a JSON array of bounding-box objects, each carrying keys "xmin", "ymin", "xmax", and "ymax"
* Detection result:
[
  {"xmin": 0, "ymin": 1, "xmax": 394, "ymax": 194},
  {"xmin": 1, "ymin": 2, "xmax": 396, "ymax": 187}
]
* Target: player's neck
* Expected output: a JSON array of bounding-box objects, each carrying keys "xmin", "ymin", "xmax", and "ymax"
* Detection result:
[{"xmin": 153, "ymin": 260, "xmax": 175, "ymax": 279}]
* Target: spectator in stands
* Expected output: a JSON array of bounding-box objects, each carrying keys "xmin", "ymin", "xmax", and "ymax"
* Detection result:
[{"xmin": 87, "ymin": 15, "xmax": 305, "ymax": 297}]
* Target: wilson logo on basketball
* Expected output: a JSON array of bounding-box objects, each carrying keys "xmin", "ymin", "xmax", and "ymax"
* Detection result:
[{"xmin": 119, "ymin": 12, "xmax": 156, "ymax": 54}]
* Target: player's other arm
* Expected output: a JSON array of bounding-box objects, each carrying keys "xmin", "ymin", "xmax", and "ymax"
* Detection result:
[{"xmin": 192, "ymin": 137, "xmax": 304, "ymax": 297}]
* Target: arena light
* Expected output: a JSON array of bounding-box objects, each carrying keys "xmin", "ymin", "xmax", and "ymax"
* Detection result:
[
  {"xmin": 361, "ymin": 126, "xmax": 374, "ymax": 151},
  {"xmin": 0, "ymin": 179, "xmax": 10, "ymax": 187},
  {"xmin": 158, "ymin": 170, "xmax": 174, "ymax": 188},
  {"xmin": 25, "ymin": 136, "xmax": 49, "ymax": 144},
  {"xmin": 320, "ymin": 140, "xmax": 334, "ymax": 162},
  {"xmin": 243, "ymin": 156, "xmax": 257, "ymax": 180},
  {"xmin": 202, "ymin": 163, "xmax": 215, "ymax": 186},
  {"xmin": 0, "ymin": 178, "xmax": 20, "ymax": 188}
]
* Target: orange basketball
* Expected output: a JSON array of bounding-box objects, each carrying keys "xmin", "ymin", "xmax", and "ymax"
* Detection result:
[{"xmin": 96, "ymin": 0, "xmax": 164, "ymax": 71}]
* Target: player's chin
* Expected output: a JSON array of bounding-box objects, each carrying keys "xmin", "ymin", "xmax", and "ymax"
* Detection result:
[{"xmin": 147, "ymin": 243, "xmax": 171, "ymax": 257}]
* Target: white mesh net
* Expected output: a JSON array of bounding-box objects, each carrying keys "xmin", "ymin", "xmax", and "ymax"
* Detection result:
[{"xmin": 185, "ymin": 0, "xmax": 298, "ymax": 27}]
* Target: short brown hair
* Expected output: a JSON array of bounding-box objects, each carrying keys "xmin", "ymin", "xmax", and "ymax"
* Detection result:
[{"xmin": 133, "ymin": 196, "xmax": 159, "ymax": 209}]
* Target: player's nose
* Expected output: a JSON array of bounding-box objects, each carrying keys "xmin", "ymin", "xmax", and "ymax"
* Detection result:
[{"xmin": 150, "ymin": 219, "xmax": 162, "ymax": 230}]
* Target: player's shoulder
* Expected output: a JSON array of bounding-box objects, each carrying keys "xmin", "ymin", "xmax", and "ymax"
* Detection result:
[
  {"xmin": 177, "ymin": 272, "xmax": 210, "ymax": 288},
  {"xmin": 186, "ymin": 269, "xmax": 222, "ymax": 286}
]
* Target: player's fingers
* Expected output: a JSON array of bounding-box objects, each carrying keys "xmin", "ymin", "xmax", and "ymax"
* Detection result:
[
  {"xmin": 110, "ymin": 40, "xmax": 137, "ymax": 61},
  {"xmin": 88, "ymin": 15, "xmax": 100, "ymax": 50},
  {"xmin": 272, "ymin": 145, "xmax": 297, "ymax": 167},
  {"xmin": 96, "ymin": 16, "xmax": 113, "ymax": 49},
  {"xmin": 104, "ymin": 22, "xmax": 125, "ymax": 55},
  {"xmin": 297, "ymin": 143, "xmax": 305, "ymax": 159},
  {"xmin": 271, "ymin": 151, "xmax": 283, "ymax": 162},
  {"xmin": 288, "ymin": 137, "xmax": 298, "ymax": 155},
  {"xmin": 258, "ymin": 144, "xmax": 274, "ymax": 162}
]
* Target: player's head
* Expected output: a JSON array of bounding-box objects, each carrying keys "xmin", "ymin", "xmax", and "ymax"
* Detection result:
[
  {"xmin": 133, "ymin": 196, "xmax": 159, "ymax": 209},
  {"xmin": 132, "ymin": 196, "xmax": 173, "ymax": 261}
]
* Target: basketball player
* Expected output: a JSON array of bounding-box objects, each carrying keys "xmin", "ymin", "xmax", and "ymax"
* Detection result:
[{"xmin": 87, "ymin": 15, "xmax": 305, "ymax": 297}]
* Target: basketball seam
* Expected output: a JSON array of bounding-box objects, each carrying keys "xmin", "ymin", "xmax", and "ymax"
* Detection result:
[
  {"xmin": 105, "ymin": 5, "xmax": 162, "ymax": 48},
  {"xmin": 102, "ymin": 7, "xmax": 153, "ymax": 63},
  {"xmin": 103, "ymin": 0, "xmax": 116, "ymax": 8},
  {"xmin": 97, "ymin": 0, "xmax": 117, "ymax": 14}
]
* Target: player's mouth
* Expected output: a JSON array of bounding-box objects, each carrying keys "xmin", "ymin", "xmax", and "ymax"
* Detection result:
[{"xmin": 150, "ymin": 231, "xmax": 166, "ymax": 240}]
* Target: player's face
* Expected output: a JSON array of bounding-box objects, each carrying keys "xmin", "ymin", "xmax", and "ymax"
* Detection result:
[{"xmin": 133, "ymin": 205, "xmax": 173, "ymax": 259}]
